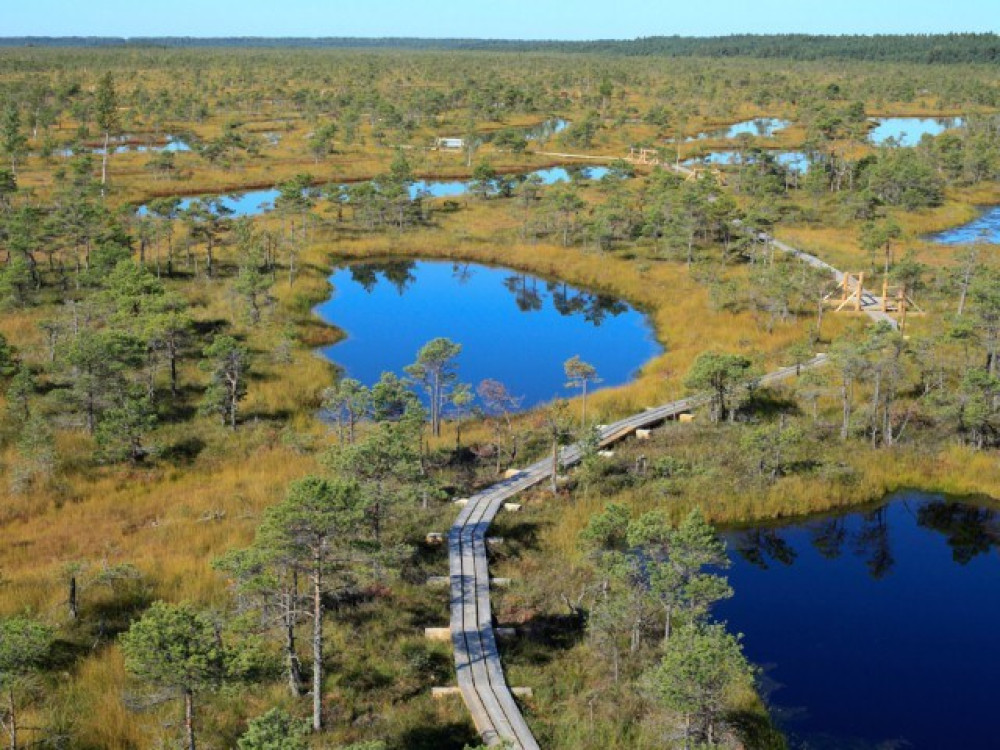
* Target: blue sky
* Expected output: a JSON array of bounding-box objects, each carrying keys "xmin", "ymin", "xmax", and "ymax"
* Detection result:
[{"xmin": 3, "ymin": 0, "xmax": 996, "ymax": 39}]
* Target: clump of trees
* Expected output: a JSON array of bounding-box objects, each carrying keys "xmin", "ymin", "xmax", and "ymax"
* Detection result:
[
  {"xmin": 0, "ymin": 617, "xmax": 53, "ymax": 750},
  {"xmin": 121, "ymin": 602, "xmax": 229, "ymax": 750},
  {"xmin": 580, "ymin": 506, "xmax": 754, "ymax": 746}
]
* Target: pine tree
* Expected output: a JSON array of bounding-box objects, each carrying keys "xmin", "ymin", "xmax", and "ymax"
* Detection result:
[
  {"xmin": 200, "ymin": 335, "xmax": 250, "ymax": 430},
  {"xmin": 256, "ymin": 477, "xmax": 368, "ymax": 731},
  {"xmin": 121, "ymin": 602, "xmax": 226, "ymax": 750},
  {"xmin": 94, "ymin": 73, "xmax": 119, "ymax": 192},
  {"xmin": 0, "ymin": 617, "xmax": 51, "ymax": 750}
]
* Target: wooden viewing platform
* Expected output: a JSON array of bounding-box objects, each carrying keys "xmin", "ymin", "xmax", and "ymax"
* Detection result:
[
  {"xmin": 446, "ymin": 356, "xmax": 829, "ymax": 748},
  {"xmin": 729, "ymin": 221, "xmax": 898, "ymax": 329}
]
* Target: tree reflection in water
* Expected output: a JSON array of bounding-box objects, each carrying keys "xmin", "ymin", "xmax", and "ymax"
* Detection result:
[
  {"xmin": 852, "ymin": 507, "xmax": 894, "ymax": 579},
  {"xmin": 349, "ymin": 261, "xmax": 417, "ymax": 295},
  {"xmin": 346, "ymin": 263, "xmax": 630, "ymax": 325},
  {"xmin": 451, "ymin": 262, "xmax": 474, "ymax": 285},
  {"xmin": 504, "ymin": 273, "xmax": 543, "ymax": 312},
  {"xmin": 720, "ymin": 495, "xmax": 1000, "ymax": 748},
  {"xmin": 915, "ymin": 501, "xmax": 1000, "ymax": 564},
  {"xmin": 730, "ymin": 500, "xmax": 999, "ymax": 579},
  {"xmin": 319, "ymin": 259, "xmax": 659, "ymax": 410},
  {"xmin": 733, "ymin": 529, "xmax": 798, "ymax": 569},
  {"xmin": 808, "ymin": 517, "xmax": 847, "ymax": 560}
]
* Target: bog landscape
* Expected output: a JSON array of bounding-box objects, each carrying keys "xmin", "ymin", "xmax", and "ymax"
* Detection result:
[{"xmin": 0, "ymin": 20, "xmax": 999, "ymax": 750}]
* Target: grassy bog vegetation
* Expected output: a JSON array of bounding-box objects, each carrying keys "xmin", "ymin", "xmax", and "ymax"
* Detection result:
[{"xmin": 0, "ymin": 38, "xmax": 999, "ymax": 749}]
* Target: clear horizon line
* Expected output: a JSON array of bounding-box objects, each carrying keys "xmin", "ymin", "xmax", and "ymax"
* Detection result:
[{"xmin": 1, "ymin": 31, "xmax": 997, "ymax": 41}]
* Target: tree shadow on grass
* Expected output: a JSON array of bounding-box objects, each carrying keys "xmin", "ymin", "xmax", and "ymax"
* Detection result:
[
  {"xmin": 500, "ymin": 610, "xmax": 587, "ymax": 668},
  {"xmin": 400, "ymin": 547, "xmax": 444, "ymax": 586},
  {"xmin": 243, "ymin": 408, "xmax": 294, "ymax": 423},
  {"xmin": 403, "ymin": 595, "xmax": 450, "ymax": 631},
  {"xmin": 47, "ymin": 637, "xmax": 92, "ymax": 671},
  {"xmin": 191, "ymin": 318, "xmax": 229, "ymax": 338},
  {"xmin": 158, "ymin": 394, "xmax": 201, "ymax": 424},
  {"xmin": 46, "ymin": 589, "xmax": 155, "ymax": 670},
  {"xmin": 391, "ymin": 722, "xmax": 481, "ymax": 750},
  {"xmin": 744, "ymin": 389, "xmax": 801, "ymax": 420},
  {"xmin": 82, "ymin": 590, "xmax": 155, "ymax": 641},
  {"xmin": 489, "ymin": 520, "xmax": 542, "ymax": 559},
  {"xmin": 159, "ymin": 436, "xmax": 206, "ymax": 465},
  {"xmin": 726, "ymin": 708, "xmax": 787, "ymax": 750}
]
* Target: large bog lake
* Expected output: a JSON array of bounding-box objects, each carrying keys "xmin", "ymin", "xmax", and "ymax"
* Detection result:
[
  {"xmin": 314, "ymin": 260, "xmax": 661, "ymax": 408},
  {"xmin": 718, "ymin": 492, "xmax": 1000, "ymax": 749}
]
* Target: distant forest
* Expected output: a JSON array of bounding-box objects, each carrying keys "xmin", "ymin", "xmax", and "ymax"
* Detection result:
[{"xmin": 1, "ymin": 33, "xmax": 999, "ymax": 64}]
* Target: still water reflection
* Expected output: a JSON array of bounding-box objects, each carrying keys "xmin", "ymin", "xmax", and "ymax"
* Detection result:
[
  {"xmin": 137, "ymin": 165, "xmax": 610, "ymax": 218},
  {"xmin": 314, "ymin": 260, "xmax": 660, "ymax": 408},
  {"xmin": 718, "ymin": 493, "xmax": 1000, "ymax": 749},
  {"xmin": 868, "ymin": 117, "xmax": 965, "ymax": 147}
]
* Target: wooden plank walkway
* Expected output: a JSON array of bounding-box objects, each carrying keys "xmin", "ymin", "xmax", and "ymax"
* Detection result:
[
  {"xmin": 447, "ymin": 151, "xmax": 898, "ymax": 748},
  {"xmin": 672, "ymin": 172, "xmax": 898, "ymax": 329},
  {"xmin": 765, "ymin": 235, "xmax": 898, "ymax": 329},
  {"xmin": 447, "ymin": 357, "xmax": 829, "ymax": 748}
]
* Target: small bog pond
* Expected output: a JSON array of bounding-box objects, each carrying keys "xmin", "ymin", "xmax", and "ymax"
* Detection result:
[
  {"xmin": 522, "ymin": 117, "xmax": 569, "ymax": 140},
  {"xmin": 137, "ymin": 165, "xmax": 610, "ymax": 218},
  {"xmin": 717, "ymin": 492, "xmax": 1000, "ymax": 749},
  {"xmin": 684, "ymin": 150, "xmax": 811, "ymax": 173},
  {"xmin": 475, "ymin": 117, "xmax": 569, "ymax": 144},
  {"xmin": 688, "ymin": 118, "xmax": 790, "ymax": 141},
  {"xmin": 410, "ymin": 165, "xmax": 609, "ymax": 200},
  {"xmin": 59, "ymin": 136, "xmax": 191, "ymax": 157},
  {"xmin": 928, "ymin": 205, "xmax": 1000, "ymax": 245},
  {"xmin": 868, "ymin": 117, "xmax": 965, "ymax": 147},
  {"xmin": 314, "ymin": 260, "xmax": 660, "ymax": 408}
]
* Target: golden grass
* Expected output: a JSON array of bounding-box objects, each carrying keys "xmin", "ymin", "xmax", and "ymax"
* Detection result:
[
  {"xmin": 300, "ymin": 211, "xmax": 842, "ymax": 429},
  {"xmin": 0, "ymin": 165, "xmax": 856, "ymax": 743},
  {"xmin": 59, "ymin": 651, "xmax": 148, "ymax": 750},
  {"xmin": 0, "ymin": 439, "xmax": 317, "ymax": 614},
  {"xmin": 1, "ymin": 50, "xmax": 998, "ymax": 746},
  {"xmin": 778, "ymin": 184, "xmax": 1000, "ymax": 279},
  {"xmin": 540, "ymin": 428, "xmax": 1000, "ymax": 565},
  {"xmin": 0, "ymin": 252, "xmax": 957, "ymax": 750}
]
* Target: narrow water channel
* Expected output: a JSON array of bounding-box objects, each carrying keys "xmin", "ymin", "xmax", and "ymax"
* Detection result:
[
  {"xmin": 137, "ymin": 165, "xmax": 610, "ymax": 218},
  {"xmin": 928, "ymin": 205, "xmax": 1000, "ymax": 245}
]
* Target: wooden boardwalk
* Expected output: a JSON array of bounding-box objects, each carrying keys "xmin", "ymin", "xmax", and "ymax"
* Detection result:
[
  {"xmin": 645, "ymin": 164, "xmax": 898, "ymax": 329},
  {"xmin": 763, "ymin": 234, "xmax": 898, "ymax": 329},
  {"xmin": 448, "ymin": 357, "xmax": 828, "ymax": 748},
  {"xmin": 446, "ymin": 152, "xmax": 898, "ymax": 748}
]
